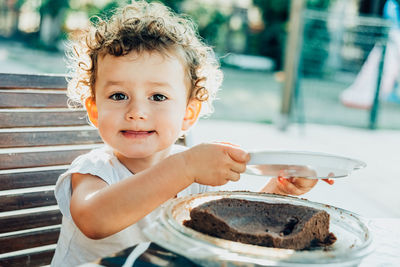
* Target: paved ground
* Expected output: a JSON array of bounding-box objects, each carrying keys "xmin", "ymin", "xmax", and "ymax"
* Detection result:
[{"xmin": 1, "ymin": 39, "xmax": 399, "ymax": 219}]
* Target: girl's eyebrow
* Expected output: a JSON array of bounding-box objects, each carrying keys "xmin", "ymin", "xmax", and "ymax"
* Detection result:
[
  {"xmin": 102, "ymin": 80, "xmax": 173, "ymax": 89},
  {"xmin": 147, "ymin": 81, "xmax": 172, "ymax": 88},
  {"xmin": 104, "ymin": 81, "xmax": 125, "ymax": 87}
]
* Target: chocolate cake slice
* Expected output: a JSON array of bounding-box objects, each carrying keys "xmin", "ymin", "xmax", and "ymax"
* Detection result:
[{"xmin": 183, "ymin": 198, "xmax": 336, "ymax": 250}]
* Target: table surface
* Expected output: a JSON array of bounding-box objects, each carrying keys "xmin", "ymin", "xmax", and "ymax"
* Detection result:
[
  {"xmin": 82, "ymin": 218, "xmax": 400, "ymax": 267},
  {"xmin": 359, "ymin": 218, "xmax": 400, "ymax": 267}
]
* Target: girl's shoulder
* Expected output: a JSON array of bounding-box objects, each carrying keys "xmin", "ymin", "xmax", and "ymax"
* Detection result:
[
  {"xmin": 69, "ymin": 145, "xmax": 130, "ymax": 181},
  {"xmin": 54, "ymin": 145, "xmax": 128, "ymax": 219},
  {"xmin": 74, "ymin": 145, "xmax": 115, "ymax": 164}
]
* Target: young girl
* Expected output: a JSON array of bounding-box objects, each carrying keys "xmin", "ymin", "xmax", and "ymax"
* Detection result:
[{"xmin": 51, "ymin": 1, "xmax": 329, "ymax": 266}]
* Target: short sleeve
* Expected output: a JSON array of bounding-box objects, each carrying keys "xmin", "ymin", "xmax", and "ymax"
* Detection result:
[{"xmin": 54, "ymin": 147, "xmax": 123, "ymax": 219}]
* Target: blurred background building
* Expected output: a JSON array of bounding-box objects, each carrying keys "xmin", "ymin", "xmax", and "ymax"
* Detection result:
[{"xmin": 0, "ymin": 0, "xmax": 399, "ymax": 130}]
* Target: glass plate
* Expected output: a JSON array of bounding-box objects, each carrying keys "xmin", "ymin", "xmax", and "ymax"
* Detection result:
[
  {"xmin": 143, "ymin": 191, "xmax": 373, "ymax": 266},
  {"xmin": 245, "ymin": 150, "xmax": 366, "ymax": 179}
]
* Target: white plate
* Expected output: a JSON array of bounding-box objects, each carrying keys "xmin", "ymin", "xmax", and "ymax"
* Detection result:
[
  {"xmin": 143, "ymin": 191, "xmax": 373, "ymax": 266},
  {"xmin": 246, "ymin": 150, "xmax": 366, "ymax": 179}
]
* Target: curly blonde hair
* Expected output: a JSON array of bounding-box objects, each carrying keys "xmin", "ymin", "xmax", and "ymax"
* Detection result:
[{"xmin": 66, "ymin": 0, "xmax": 223, "ymax": 116}]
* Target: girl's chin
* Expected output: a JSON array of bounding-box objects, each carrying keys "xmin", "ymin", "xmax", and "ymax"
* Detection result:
[
  {"xmin": 114, "ymin": 145, "xmax": 171, "ymax": 160},
  {"xmin": 116, "ymin": 150, "xmax": 154, "ymax": 160}
]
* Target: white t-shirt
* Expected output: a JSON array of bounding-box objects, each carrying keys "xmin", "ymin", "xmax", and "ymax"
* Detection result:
[{"xmin": 51, "ymin": 144, "xmax": 214, "ymax": 267}]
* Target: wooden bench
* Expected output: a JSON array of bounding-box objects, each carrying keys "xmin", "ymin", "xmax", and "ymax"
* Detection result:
[{"xmin": 0, "ymin": 73, "xmax": 103, "ymax": 266}]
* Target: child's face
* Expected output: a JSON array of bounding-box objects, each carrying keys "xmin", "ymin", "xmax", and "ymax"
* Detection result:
[{"xmin": 90, "ymin": 50, "xmax": 196, "ymax": 159}]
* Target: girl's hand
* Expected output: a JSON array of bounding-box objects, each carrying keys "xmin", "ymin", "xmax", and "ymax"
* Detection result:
[
  {"xmin": 261, "ymin": 176, "xmax": 334, "ymax": 196},
  {"xmin": 181, "ymin": 143, "xmax": 250, "ymax": 186}
]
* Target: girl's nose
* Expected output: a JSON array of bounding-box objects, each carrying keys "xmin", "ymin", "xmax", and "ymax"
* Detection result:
[{"xmin": 125, "ymin": 103, "xmax": 147, "ymax": 120}]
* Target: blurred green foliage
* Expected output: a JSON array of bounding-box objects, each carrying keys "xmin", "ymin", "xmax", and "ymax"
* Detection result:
[
  {"xmin": 250, "ymin": 0, "xmax": 330, "ymax": 69},
  {"xmin": 82, "ymin": 0, "xmax": 184, "ymax": 21},
  {"xmin": 154, "ymin": 0, "xmax": 184, "ymax": 12},
  {"xmin": 77, "ymin": 0, "xmax": 183, "ymax": 24},
  {"xmin": 307, "ymin": 0, "xmax": 330, "ymax": 9},
  {"xmin": 252, "ymin": 0, "xmax": 289, "ymax": 69},
  {"xmin": 4, "ymin": 0, "xmax": 334, "ymax": 71},
  {"xmin": 85, "ymin": 1, "xmax": 122, "ymax": 20},
  {"xmin": 39, "ymin": 0, "xmax": 69, "ymax": 17},
  {"xmin": 181, "ymin": 4, "xmax": 229, "ymax": 50}
]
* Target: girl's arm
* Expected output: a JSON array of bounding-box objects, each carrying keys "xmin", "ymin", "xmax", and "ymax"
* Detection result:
[{"xmin": 70, "ymin": 143, "xmax": 249, "ymax": 239}]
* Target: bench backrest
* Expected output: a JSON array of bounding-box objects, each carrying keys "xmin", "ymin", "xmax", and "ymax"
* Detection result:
[{"xmin": 0, "ymin": 73, "xmax": 103, "ymax": 266}]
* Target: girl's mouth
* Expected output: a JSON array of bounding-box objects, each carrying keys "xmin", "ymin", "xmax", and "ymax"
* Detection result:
[{"xmin": 121, "ymin": 130, "xmax": 155, "ymax": 138}]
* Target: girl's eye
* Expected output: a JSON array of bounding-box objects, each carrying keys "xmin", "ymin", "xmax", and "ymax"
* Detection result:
[
  {"xmin": 150, "ymin": 94, "xmax": 167, "ymax": 102},
  {"xmin": 110, "ymin": 93, "xmax": 128, "ymax": 101}
]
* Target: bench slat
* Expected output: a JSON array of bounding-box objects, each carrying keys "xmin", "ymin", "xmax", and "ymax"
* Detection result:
[
  {"xmin": 0, "ymin": 149, "xmax": 92, "ymax": 170},
  {"xmin": 0, "ymin": 227, "xmax": 60, "ymax": 254},
  {"xmin": 0, "ymin": 110, "xmax": 88, "ymax": 128},
  {"xmin": 0, "ymin": 129, "xmax": 102, "ymax": 148},
  {"xmin": 0, "ymin": 247, "xmax": 56, "ymax": 267},
  {"xmin": 0, "ymin": 91, "xmax": 68, "ymax": 108},
  {"xmin": 0, "ymin": 210, "xmax": 62, "ymax": 233},
  {"xmin": 0, "ymin": 73, "xmax": 67, "ymax": 89},
  {"xmin": 0, "ymin": 169, "xmax": 66, "ymax": 190},
  {"xmin": 0, "ymin": 190, "xmax": 56, "ymax": 212}
]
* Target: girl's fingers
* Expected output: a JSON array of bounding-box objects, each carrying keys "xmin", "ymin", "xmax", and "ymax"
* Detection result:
[
  {"xmin": 290, "ymin": 177, "xmax": 317, "ymax": 189},
  {"xmin": 220, "ymin": 145, "xmax": 249, "ymax": 163},
  {"xmin": 277, "ymin": 177, "xmax": 303, "ymax": 195},
  {"xmin": 230, "ymin": 161, "xmax": 247, "ymax": 174},
  {"xmin": 322, "ymin": 178, "xmax": 335, "ymax": 185},
  {"xmin": 323, "ymin": 172, "xmax": 335, "ymax": 184},
  {"xmin": 228, "ymin": 171, "xmax": 241, "ymax": 182},
  {"xmin": 214, "ymin": 141, "xmax": 240, "ymax": 147}
]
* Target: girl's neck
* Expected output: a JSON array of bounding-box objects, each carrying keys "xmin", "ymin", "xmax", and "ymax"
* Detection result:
[{"xmin": 114, "ymin": 146, "xmax": 172, "ymax": 174}]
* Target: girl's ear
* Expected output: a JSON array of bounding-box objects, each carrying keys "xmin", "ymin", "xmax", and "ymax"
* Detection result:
[
  {"xmin": 85, "ymin": 97, "xmax": 98, "ymax": 128},
  {"xmin": 182, "ymin": 99, "xmax": 202, "ymax": 131}
]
